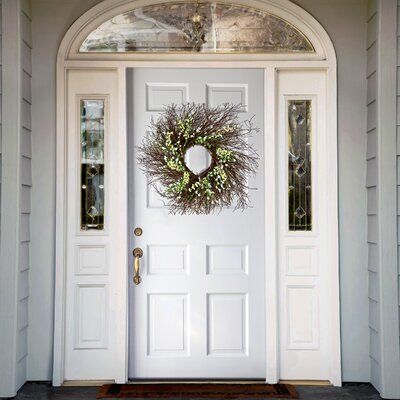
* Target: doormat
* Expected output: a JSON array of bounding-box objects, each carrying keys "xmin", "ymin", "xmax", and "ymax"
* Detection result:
[{"xmin": 96, "ymin": 383, "xmax": 298, "ymax": 399}]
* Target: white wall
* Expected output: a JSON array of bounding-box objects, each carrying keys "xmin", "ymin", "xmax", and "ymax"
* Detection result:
[{"xmin": 29, "ymin": 0, "xmax": 370, "ymax": 382}]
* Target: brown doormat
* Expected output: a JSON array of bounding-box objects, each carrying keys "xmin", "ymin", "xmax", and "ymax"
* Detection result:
[{"xmin": 96, "ymin": 383, "xmax": 298, "ymax": 399}]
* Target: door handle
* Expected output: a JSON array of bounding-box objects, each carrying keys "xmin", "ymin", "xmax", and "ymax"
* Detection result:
[{"xmin": 133, "ymin": 248, "xmax": 143, "ymax": 285}]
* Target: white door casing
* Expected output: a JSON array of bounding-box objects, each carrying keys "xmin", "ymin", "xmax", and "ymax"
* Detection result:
[
  {"xmin": 128, "ymin": 68, "xmax": 265, "ymax": 379},
  {"xmin": 54, "ymin": 0, "xmax": 340, "ymax": 387}
]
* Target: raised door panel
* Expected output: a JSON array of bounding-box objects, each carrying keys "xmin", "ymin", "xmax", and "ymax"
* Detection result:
[
  {"xmin": 148, "ymin": 294, "xmax": 189, "ymax": 356},
  {"xmin": 74, "ymin": 284, "xmax": 108, "ymax": 349},
  {"xmin": 207, "ymin": 245, "xmax": 248, "ymax": 275},
  {"xmin": 147, "ymin": 245, "xmax": 188, "ymax": 275},
  {"xmin": 207, "ymin": 293, "xmax": 248, "ymax": 356}
]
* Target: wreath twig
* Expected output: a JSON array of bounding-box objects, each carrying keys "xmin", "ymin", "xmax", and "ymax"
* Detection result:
[{"xmin": 137, "ymin": 103, "xmax": 259, "ymax": 214}]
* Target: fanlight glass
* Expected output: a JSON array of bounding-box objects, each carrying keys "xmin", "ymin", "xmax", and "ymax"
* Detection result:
[{"xmin": 80, "ymin": 2, "xmax": 314, "ymax": 53}]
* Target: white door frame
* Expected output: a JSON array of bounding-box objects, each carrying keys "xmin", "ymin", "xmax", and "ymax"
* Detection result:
[{"xmin": 53, "ymin": 0, "xmax": 340, "ymax": 387}]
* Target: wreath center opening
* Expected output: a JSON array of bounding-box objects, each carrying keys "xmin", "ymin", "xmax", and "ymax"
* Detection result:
[{"xmin": 184, "ymin": 145, "xmax": 213, "ymax": 176}]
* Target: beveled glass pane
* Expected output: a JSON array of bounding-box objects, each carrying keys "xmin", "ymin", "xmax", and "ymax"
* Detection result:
[
  {"xmin": 80, "ymin": 100, "xmax": 105, "ymax": 230},
  {"xmin": 288, "ymin": 100, "xmax": 312, "ymax": 231},
  {"xmin": 80, "ymin": 2, "xmax": 314, "ymax": 53}
]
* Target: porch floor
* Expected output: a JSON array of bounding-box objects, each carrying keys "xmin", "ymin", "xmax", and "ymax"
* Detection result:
[{"xmin": 12, "ymin": 382, "xmax": 381, "ymax": 400}]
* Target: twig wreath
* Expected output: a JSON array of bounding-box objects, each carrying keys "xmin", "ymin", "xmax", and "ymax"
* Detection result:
[{"xmin": 138, "ymin": 103, "xmax": 259, "ymax": 214}]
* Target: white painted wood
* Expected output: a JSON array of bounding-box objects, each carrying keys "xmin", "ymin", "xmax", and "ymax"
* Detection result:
[
  {"xmin": 53, "ymin": 0, "xmax": 340, "ymax": 386},
  {"xmin": 128, "ymin": 68, "xmax": 265, "ymax": 379},
  {"xmin": 63, "ymin": 69, "xmax": 126, "ymax": 382},
  {"xmin": 277, "ymin": 70, "xmax": 331, "ymax": 381},
  {"xmin": 207, "ymin": 294, "xmax": 248, "ymax": 355},
  {"xmin": 206, "ymin": 84, "xmax": 248, "ymax": 112},
  {"xmin": 264, "ymin": 66, "xmax": 278, "ymax": 384},
  {"xmin": 146, "ymin": 83, "xmax": 188, "ymax": 111}
]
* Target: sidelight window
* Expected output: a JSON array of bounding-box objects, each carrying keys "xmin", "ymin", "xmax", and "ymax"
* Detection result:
[
  {"xmin": 80, "ymin": 99, "xmax": 105, "ymax": 230},
  {"xmin": 288, "ymin": 100, "xmax": 312, "ymax": 231}
]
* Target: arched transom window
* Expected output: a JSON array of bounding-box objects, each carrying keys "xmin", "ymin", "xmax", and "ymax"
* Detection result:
[{"xmin": 80, "ymin": 2, "xmax": 314, "ymax": 53}]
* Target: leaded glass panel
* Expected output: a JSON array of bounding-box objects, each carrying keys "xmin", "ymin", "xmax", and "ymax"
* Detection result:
[
  {"xmin": 288, "ymin": 100, "xmax": 312, "ymax": 231},
  {"xmin": 80, "ymin": 2, "xmax": 314, "ymax": 53},
  {"xmin": 80, "ymin": 100, "xmax": 105, "ymax": 230}
]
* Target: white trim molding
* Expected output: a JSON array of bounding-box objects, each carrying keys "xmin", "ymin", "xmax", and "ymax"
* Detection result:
[{"xmin": 53, "ymin": 0, "xmax": 340, "ymax": 387}]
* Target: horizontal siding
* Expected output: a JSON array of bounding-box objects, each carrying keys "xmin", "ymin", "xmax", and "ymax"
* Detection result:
[
  {"xmin": 369, "ymin": 328, "xmax": 380, "ymax": 362},
  {"xmin": 367, "ymin": 0, "xmax": 380, "ymax": 392},
  {"xmin": 367, "ymin": 100, "xmax": 377, "ymax": 130},
  {"xmin": 367, "ymin": 13, "xmax": 378, "ymax": 49},
  {"xmin": 16, "ymin": 327, "xmax": 27, "ymax": 362},
  {"xmin": 368, "ymin": 0, "xmax": 377, "ymax": 20},
  {"xmin": 368, "ymin": 215, "xmax": 378, "ymax": 243},
  {"xmin": 366, "ymin": 158, "xmax": 378, "ymax": 187},
  {"xmin": 20, "ymin": 129, "xmax": 31, "ymax": 159},
  {"xmin": 20, "ymin": 156, "xmax": 31, "ymax": 186},
  {"xmin": 21, "ymin": 72, "xmax": 31, "ymax": 104},
  {"xmin": 368, "ymin": 270, "xmax": 379, "ymax": 302},
  {"xmin": 20, "ymin": 0, "xmax": 31, "ymax": 18},
  {"xmin": 367, "ymin": 187, "xmax": 377, "ymax": 214},
  {"xmin": 17, "ymin": 1, "xmax": 32, "ymax": 387},
  {"xmin": 19, "ymin": 242, "xmax": 29, "ymax": 272},
  {"xmin": 370, "ymin": 357, "xmax": 381, "ymax": 390},
  {"xmin": 367, "ymin": 129, "xmax": 377, "ymax": 159},
  {"xmin": 367, "ymin": 73, "xmax": 377, "ymax": 104},
  {"xmin": 368, "ymin": 243, "xmax": 379, "ymax": 273},
  {"xmin": 21, "ymin": 42, "xmax": 31, "ymax": 76},
  {"xmin": 367, "ymin": 42, "xmax": 378, "ymax": 77},
  {"xmin": 369, "ymin": 299, "xmax": 380, "ymax": 332}
]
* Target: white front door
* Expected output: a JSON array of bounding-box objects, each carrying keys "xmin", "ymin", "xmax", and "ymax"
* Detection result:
[{"xmin": 128, "ymin": 68, "xmax": 266, "ymax": 379}]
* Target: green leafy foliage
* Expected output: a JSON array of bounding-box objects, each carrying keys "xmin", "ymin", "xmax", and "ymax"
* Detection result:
[{"xmin": 138, "ymin": 103, "xmax": 259, "ymax": 214}]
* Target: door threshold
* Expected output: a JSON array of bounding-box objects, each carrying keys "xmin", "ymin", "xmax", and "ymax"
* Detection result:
[
  {"xmin": 127, "ymin": 380, "xmax": 266, "ymax": 384},
  {"xmin": 62, "ymin": 380, "xmax": 114, "ymax": 387},
  {"xmin": 279, "ymin": 380, "xmax": 331, "ymax": 386}
]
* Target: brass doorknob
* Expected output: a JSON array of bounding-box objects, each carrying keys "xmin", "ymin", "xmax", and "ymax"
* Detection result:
[{"xmin": 133, "ymin": 248, "xmax": 143, "ymax": 285}]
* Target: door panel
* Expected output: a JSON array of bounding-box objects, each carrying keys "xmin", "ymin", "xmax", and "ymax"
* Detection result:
[{"xmin": 128, "ymin": 68, "xmax": 265, "ymax": 379}]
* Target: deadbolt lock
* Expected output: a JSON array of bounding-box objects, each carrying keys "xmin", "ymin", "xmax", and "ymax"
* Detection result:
[{"xmin": 134, "ymin": 227, "xmax": 143, "ymax": 236}]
